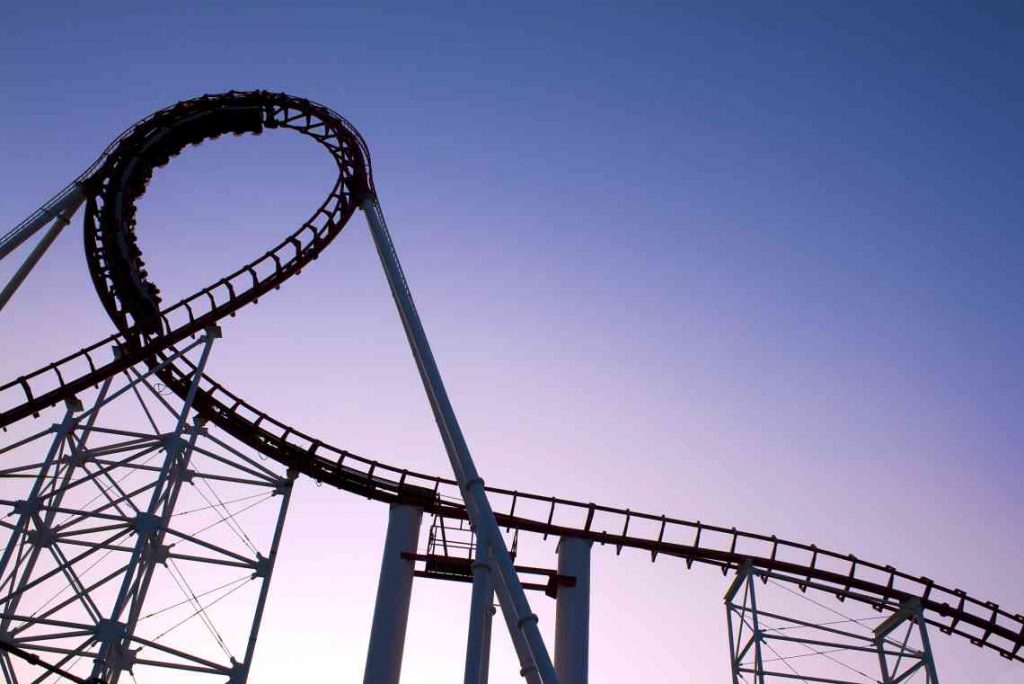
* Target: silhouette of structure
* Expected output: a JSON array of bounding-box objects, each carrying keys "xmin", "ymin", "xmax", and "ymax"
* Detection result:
[{"xmin": 0, "ymin": 91, "xmax": 1020, "ymax": 683}]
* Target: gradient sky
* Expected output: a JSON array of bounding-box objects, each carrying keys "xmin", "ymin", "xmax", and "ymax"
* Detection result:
[{"xmin": 1, "ymin": 2, "xmax": 1023, "ymax": 682}]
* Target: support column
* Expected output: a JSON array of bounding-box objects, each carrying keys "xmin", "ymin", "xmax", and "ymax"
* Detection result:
[
  {"xmin": 554, "ymin": 537, "xmax": 591, "ymax": 684},
  {"xmin": 0, "ymin": 381, "xmax": 109, "ymax": 637},
  {"xmin": 464, "ymin": 534, "xmax": 495, "ymax": 684},
  {"xmin": 364, "ymin": 503, "xmax": 423, "ymax": 684},
  {"xmin": 916, "ymin": 611, "xmax": 940, "ymax": 683}
]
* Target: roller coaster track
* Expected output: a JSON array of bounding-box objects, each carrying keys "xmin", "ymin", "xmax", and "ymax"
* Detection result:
[{"xmin": 1, "ymin": 91, "xmax": 1021, "ymax": 673}]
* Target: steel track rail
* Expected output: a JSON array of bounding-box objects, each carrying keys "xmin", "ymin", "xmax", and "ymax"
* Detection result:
[{"xmin": 1, "ymin": 90, "xmax": 1020, "ymax": 668}]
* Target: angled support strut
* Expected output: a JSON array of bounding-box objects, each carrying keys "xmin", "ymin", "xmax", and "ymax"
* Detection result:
[
  {"xmin": 0, "ymin": 186, "xmax": 84, "ymax": 314},
  {"xmin": 362, "ymin": 197, "xmax": 558, "ymax": 684}
]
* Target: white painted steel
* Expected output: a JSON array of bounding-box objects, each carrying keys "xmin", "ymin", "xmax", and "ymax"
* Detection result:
[
  {"xmin": 0, "ymin": 194, "xmax": 83, "ymax": 314},
  {"xmin": 235, "ymin": 469, "xmax": 296, "ymax": 683},
  {"xmin": 0, "ymin": 185, "xmax": 83, "ymax": 263},
  {"xmin": 554, "ymin": 537, "xmax": 591, "ymax": 684},
  {"xmin": 363, "ymin": 503, "xmax": 423, "ymax": 684},
  {"xmin": 362, "ymin": 196, "xmax": 558, "ymax": 684},
  {"xmin": 464, "ymin": 536, "xmax": 495, "ymax": 684}
]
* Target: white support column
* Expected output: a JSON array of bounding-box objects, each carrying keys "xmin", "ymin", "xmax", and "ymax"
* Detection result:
[
  {"xmin": 554, "ymin": 537, "xmax": 592, "ymax": 684},
  {"xmin": 916, "ymin": 612, "xmax": 940, "ymax": 683},
  {"xmin": 233, "ymin": 468, "xmax": 297, "ymax": 684},
  {"xmin": 464, "ymin": 534, "xmax": 495, "ymax": 684},
  {"xmin": 364, "ymin": 503, "xmax": 423, "ymax": 684}
]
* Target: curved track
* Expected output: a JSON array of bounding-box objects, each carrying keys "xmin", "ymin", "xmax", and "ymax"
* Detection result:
[{"xmin": 1, "ymin": 90, "xmax": 1021, "ymax": 667}]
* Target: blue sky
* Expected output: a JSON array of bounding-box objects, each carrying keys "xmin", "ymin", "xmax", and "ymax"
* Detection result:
[{"xmin": 1, "ymin": 2, "xmax": 1022, "ymax": 682}]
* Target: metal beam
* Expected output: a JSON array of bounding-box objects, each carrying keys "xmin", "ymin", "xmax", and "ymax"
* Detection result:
[
  {"xmin": 362, "ymin": 196, "xmax": 558, "ymax": 684},
  {"xmin": 464, "ymin": 534, "xmax": 495, "ymax": 684},
  {"xmin": 364, "ymin": 503, "xmax": 423, "ymax": 684},
  {"xmin": 0, "ymin": 207, "xmax": 76, "ymax": 315},
  {"xmin": 0, "ymin": 184, "xmax": 83, "ymax": 263},
  {"xmin": 554, "ymin": 537, "xmax": 591, "ymax": 684}
]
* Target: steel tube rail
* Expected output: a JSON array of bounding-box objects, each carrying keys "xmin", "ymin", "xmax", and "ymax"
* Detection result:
[
  {"xmin": 237, "ymin": 468, "xmax": 296, "ymax": 682},
  {"xmin": 0, "ymin": 91, "xmax": 1021, "ymax": 673},
  {"xmin": 362, "ymin": 197, "xmax": 558, "ymax": 683}
]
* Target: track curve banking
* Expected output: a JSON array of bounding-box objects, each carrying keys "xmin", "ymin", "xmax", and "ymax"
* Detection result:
[{"xmin": 1, "ymin": 91, "xmax": 1021, "ymax": 666}]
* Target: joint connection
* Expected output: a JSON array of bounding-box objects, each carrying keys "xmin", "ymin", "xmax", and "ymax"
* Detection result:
[{"xmin": 133, "ymin": 512, "xmax": 163, "ymax": 537}]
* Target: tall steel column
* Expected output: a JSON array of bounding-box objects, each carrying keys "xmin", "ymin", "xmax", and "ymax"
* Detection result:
[
  {"xmin": 464, "ymin": 535, "xmax": 495, "ymax": 684},
  {"xmin": 364, "ymin": 503, "xmax": 423, "ymax": 684},
  {"xmin": 554, "ymin": 537, "xmax": 591, "ymax": 684},
  {"xmin": 363, "ymin": 197, "xmax": 558, "ymax": 684},
  {"xmin": 232, "ymin": 469, "xmax": 297, "ymax": 684},
  {"xmin": 0, "ymin": 183, "xmax": 83, "ymax": 262}
]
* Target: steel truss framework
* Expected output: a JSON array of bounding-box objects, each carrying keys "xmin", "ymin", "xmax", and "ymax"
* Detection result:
[
  {"xmin": 726, "ymin": 564, "xmax": 939, "ymax": 684},
  {"xmin": 0, "ymin": 90, "xmax": 1021, "ymax": 683},
  {"xmin": 0, "ymin": 333, "xmax": 293, "ymax": 684}
]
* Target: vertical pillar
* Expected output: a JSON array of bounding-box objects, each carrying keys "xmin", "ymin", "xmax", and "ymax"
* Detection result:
[
  {"xmin": 364, "ymin": 503, "xmax": 423, "ymax": 684},
  {"xmin": 464, "ymin": 534, "xmax": 495, "ymax": 684},
  {"xmin": 745, "ymin": 572, "xmax": 766, "ymax": 684},
  {"xmin": 723, "ymin": 567, "xmax": 745, "ymax": 684},
  {"xmin": 916, "ymin": 612, "xmax": 940, "ymax": 683},
  {"xmin": 0, "ymin": 399, "xmax": 79, "ymax": 584},
  {"xmin": 554, "ymin": 537, "xmax": 591, "ymax": 684},
  {"xmin": 724, "ymin": 606, "xmax": 741, "ymax": 684},
  {"xmin": 232, "ymin": 468, "xmax": 296, "ymax": 684}
]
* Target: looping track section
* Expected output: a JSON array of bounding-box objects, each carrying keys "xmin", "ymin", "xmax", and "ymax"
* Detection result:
[{"xmin": 1, "ymin": 90, "xmax": 1021, "ymax": 669}]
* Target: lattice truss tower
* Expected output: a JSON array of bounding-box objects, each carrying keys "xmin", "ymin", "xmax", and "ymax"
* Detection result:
[{"xmin": 0, "ymin": 333, "xmax": 293, "ymax": 684}]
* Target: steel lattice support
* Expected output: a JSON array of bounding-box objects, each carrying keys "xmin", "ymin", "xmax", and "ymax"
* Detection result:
[
  {"xmin": 874, "ymin": 599, "xmax": 940, "ymax": 684},
  {"xmin": 0, "ymin": 333, "xmax": 294, "ymax": 684},
  {"xmin": 725, "ymin": 563, "xmax": 939, "ymax": 684}
]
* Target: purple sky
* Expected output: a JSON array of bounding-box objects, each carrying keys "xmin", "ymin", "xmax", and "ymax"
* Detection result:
[{"xmin": 1, "ymin": 2, "xmax": 1022, "ymax": 682}]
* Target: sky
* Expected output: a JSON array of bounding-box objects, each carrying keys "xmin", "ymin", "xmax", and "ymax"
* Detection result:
[{"xmin": 1, "ymin": 1, "xmax": 1023, "ymax": 682}]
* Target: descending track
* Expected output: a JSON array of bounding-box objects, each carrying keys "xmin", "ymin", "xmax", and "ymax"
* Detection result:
[{"xmin": 1, "ymin": 90, "xmax": 1021, "ymax": 669}]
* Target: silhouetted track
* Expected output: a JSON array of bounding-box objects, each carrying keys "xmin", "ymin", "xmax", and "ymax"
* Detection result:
[{"xmin": 2, "ymin": 91, "xmax": 1021, "ymax": 666}]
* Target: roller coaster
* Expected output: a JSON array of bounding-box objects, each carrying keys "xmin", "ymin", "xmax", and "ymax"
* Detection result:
[{"xmin": 0, "ymin": 91, "xmax": 1019, "ymax": 684}]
